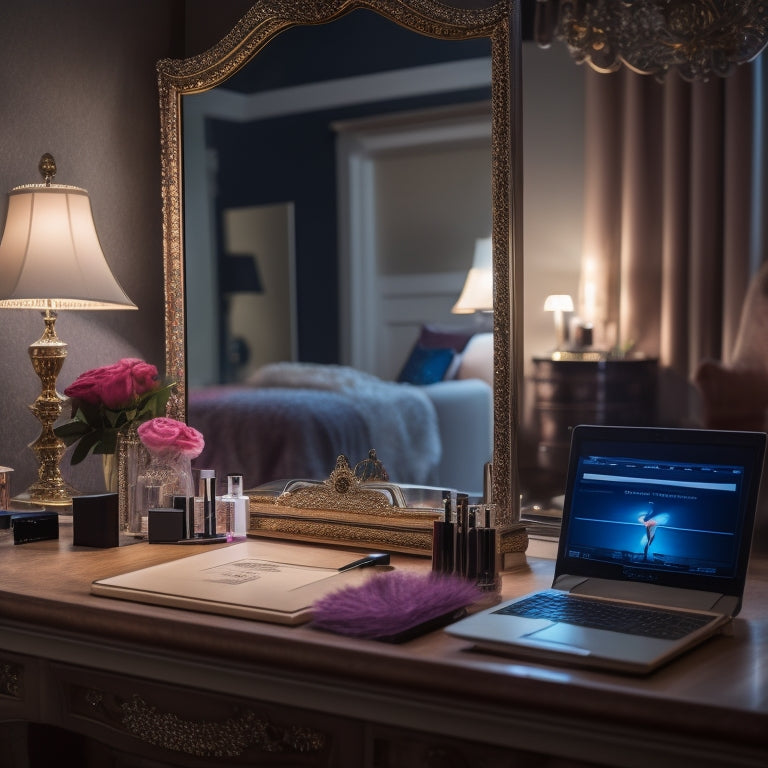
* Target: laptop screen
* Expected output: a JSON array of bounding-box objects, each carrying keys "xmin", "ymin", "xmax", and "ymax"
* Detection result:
[{"xmin": 555, "ymin": 426, "xmax": 766, "ymax": 596}]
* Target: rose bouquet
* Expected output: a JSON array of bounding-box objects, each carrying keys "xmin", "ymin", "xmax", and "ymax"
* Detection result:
[{"xmin": 54, "ymin": 358, "xmax": 175, "ymax": 465}]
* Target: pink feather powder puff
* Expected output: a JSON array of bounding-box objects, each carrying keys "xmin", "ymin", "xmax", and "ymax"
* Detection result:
[{"xmin": 311, "ymin": 570, "xmax": 483, "ymax": 643}]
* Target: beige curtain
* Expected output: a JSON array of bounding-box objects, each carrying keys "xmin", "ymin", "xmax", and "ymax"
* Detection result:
[{"xmin": 580, "ymin": 56, "xmax": 766, "ymax": 424}]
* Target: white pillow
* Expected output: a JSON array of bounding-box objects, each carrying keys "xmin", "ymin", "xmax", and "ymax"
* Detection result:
[{"xmin": 456, "ymin": 332, "xmax": 493, "ymax": 387}]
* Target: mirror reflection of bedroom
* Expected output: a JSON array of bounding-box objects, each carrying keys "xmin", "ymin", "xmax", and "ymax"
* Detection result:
[
  {"xmin": 184, "ymin": 10, "xmax": 503, "ymax": 497},
  {"xmin": 184, "ymin": 0, "xmax": 768, "ymax": 513}
]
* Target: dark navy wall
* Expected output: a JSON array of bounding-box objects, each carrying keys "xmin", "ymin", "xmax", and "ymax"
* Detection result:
[
  {"xmin": 208, "ymin": 9, "xmax": 491, "ymax": 365},
  {"xmin": 225, "ymin": 9, "xmax": 491, "ymax": 92}
]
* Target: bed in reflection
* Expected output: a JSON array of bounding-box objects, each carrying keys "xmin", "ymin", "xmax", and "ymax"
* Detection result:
[{"xmin": 187, "ymin": 358, "xmax": 492, "ymax": 495}]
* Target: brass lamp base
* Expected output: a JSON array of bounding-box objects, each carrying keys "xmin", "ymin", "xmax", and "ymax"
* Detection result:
[{"xmin": 14, "ymin": 310, "xmax": 80, "ymax": 508}]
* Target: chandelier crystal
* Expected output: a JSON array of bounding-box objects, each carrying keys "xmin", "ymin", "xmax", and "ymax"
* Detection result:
[{"xmin": 536, "ymin": 0, "xmax": 768, "ymax": 81}]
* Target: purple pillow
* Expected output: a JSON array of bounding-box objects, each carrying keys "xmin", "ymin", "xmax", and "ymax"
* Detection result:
[{"xmin": 417, "ymin": 324, "xmax": 476, "ymax": 353}]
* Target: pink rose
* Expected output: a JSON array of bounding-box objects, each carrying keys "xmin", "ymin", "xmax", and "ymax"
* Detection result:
[
  {"xmin": 65, "ymin": 358, "xmax": 160, "ymax": 409},
  {"xmin": 138, "ymin": 417, "xmax": 205, "ymax": 458}
]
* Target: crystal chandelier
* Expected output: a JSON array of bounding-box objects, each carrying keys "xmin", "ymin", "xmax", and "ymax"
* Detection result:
[{"xmin": 535, "ymin": 0, "xmax": 768, "ymax": 81}]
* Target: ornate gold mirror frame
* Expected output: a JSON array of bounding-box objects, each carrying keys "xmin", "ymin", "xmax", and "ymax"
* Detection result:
[{"xmin": 157, "ymin": 0, "xmax": 523, "ymax": 534}]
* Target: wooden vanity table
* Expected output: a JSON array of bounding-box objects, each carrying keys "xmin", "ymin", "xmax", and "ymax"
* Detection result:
[{"xmin": 0, "ymin": 519, "xmax": 766, "ymax": 767}]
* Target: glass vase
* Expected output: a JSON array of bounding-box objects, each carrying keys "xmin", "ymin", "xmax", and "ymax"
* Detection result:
[
  {"xmin": 101, "ymin": 424, "xmax": 148, "ymax": 533},
  {"xmin": 132, "ymin": 449, "xmax": 193, "ymax": 537},
  {"xmin": 121, "ymin": 424, "xmax": 149, "ymax": 534}
]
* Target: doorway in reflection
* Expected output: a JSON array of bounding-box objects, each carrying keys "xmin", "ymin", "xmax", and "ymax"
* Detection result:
[
  {"xmin": 184, "ymin": 10, "xmax": 492, "ymax": 386},
  {"xmin": 220, "ymin": 203, "xmax": 296, "ymax": 385}
]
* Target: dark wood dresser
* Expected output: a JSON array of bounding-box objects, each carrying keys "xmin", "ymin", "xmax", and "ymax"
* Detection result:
[{"xmin": 531, "ymin": 356, "xmax": 659, "ymax": 483}]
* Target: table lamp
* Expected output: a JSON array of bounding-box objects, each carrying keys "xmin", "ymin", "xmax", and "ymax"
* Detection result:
[
  {"xmin": 0, "ymin": 154, "xmax": 137, "ymax": 507},
  {"xmin": 452, "ymin": 236, "xmax": 493, "ymax": 316},
  {"xmin": 452, "ymin": 236, "xmax": 494, "ymax": 386},
  {"xmin": 544, "ymin": 293, "xmax": 574, "ymax": 351}
]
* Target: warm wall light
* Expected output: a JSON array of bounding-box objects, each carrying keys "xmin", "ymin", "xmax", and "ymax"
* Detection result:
[
  {"xmin": 544, "ymin": 293, "xmax": 574, "ymax": 350},
  {"xmin": 0, "ymin": 154, "xmax": 137, "ymax": 506},
  {"xmin": 452, "ymin": 237, "xmax": 493, "ymax": 315}
]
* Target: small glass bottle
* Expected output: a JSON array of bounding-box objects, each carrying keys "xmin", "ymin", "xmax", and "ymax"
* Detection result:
[{"xmin": 222, "ymin": 473, "xmax": 248, "ymax": 538}]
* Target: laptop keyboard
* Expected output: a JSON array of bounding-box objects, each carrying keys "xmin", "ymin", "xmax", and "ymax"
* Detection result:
[{"xmin": 494, "ymin": 591, "xmax": 716, "ymax": 640}]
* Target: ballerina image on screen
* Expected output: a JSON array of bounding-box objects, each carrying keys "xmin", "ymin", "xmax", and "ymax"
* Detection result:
[{"xmin": 638, "ymin": 502, "xmax": 670, "ymax": 561}]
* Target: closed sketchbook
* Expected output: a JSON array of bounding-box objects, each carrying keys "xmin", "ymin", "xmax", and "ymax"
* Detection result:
[{"xmin": 91, "ymin": 540, "xmax": 380, "ymax": 625}]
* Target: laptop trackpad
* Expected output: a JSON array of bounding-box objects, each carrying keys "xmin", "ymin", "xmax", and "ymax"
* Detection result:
[
  {"xmin": 524, "ymin": 622, "xmax": 669, "ymax": 661},
  {"xmin": 523, "ymin": 624, "xmax": 595, "ymax": 655}
]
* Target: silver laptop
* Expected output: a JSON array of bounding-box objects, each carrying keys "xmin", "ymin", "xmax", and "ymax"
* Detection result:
[{"xmin": 446, "ymin": 425, "xmax": 766, "ymax": 674}]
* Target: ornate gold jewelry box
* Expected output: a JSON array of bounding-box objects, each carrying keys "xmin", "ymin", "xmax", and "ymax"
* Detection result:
[{"xmin": 247, "ymin": 455, "xmax": 444, "ymax": 555}]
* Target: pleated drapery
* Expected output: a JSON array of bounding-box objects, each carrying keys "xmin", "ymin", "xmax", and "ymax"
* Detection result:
[{"xmin": 578, "ymin": 57, "xmax": 768, "ymax": 424}]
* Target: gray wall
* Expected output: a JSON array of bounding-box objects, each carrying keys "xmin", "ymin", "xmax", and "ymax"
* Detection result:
[
  {"xmin": 0, "ymin": 1, "xmax": 181, "ymax": 493},
  {"xmin": 522, "ymin": 39, "xmax": 585, "ymax": 363}
]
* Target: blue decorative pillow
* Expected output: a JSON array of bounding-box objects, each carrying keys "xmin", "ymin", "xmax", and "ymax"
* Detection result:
[{"xmin": 397, "ymin": 346, "xmax": 455, "ymax": 385}]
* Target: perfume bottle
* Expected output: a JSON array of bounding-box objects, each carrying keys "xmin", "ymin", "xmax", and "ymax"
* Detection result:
[
  {"xmin": 222, "ymin": 473, "xmax": 248, "ymax": 538},
  {"xmin": 215, "ymin": 497, "xmax": 235, "ymax": 541}
]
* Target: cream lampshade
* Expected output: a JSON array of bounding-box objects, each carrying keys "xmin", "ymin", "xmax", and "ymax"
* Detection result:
[
  {"xmin": 452, "ymin": 237, "xmax": 494, "ymax": 386},
  {"xmin": 452, "ymin": 237, "xmax": 493, "ymax": 314},
  {"xmin": 0, "ymin": 154, "xmax": 137, "ymax": 506}
]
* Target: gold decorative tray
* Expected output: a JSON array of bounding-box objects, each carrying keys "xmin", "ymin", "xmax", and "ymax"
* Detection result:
[{"xmin": 247, "ymin": 454, "xmax": 444, "ymax": 556}]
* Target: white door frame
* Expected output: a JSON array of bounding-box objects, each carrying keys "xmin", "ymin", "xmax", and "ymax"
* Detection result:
[{"xmin": 334, "ymin": 103, "xmax": 492, "ymax": 374}]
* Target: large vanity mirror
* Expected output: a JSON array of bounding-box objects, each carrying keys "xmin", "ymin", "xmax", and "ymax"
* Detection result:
[{"xmin": 158, "ymin": 0, "xmax": 522, "ymax": 528}]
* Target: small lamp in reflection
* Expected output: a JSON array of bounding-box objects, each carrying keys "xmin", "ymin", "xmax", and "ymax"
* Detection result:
[
  {"xmin": 453, "ymin": 237, "xmax": 494, "ymax": 383},
  {"xmin": 453, "ymin": 236, "xmax": 493, "ymax": 335},
  {"xmin": 452, "ymin": 236, "xmax": 493, "ymax": 316},
  {"xmin": 0, "ymin": 154, "xmax": 137, "ymax": 506},
  {"xmin": 543, "ymin": 293, "xmax": 574, "ymax": 351}
]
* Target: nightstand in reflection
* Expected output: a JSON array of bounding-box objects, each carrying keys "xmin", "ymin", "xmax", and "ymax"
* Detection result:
[{"xmin": 532, "ymin": 355, "xmax": 658, "ymax": 485}]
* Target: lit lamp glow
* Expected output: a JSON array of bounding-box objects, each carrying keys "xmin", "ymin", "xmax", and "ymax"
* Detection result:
[
  {"xmin": 0, "ymin": 154, "xmax": 137, "ymax": 506},
  {"xmin": 452, "ymin": 237, "xmax": 493, "ymax": 315},
  {"xmin": 543, "ymin": 293, "xmax": 574, "ymax": 351}
]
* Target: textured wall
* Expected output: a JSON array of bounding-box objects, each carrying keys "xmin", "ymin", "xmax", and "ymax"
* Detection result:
[
  {"xmin": 0, "ymin": 0, "xmax": 181, "ymax": 493},
  {"xmin": 183, "ymin": 0, "xmax": 264, "ymax": 56}
]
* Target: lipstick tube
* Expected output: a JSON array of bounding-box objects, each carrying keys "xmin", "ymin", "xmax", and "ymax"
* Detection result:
[
  {"xmin": 465, "ymin": 505, "xmax": 479, "ymax": 580},
  {"xmin": 456, "ymin": 493, "xmax": 469, "ymax": 577},
  {"xmin": 477, "ymin": 506, "xmax": 499, "ymax": 591},
  {"xmin": 199, "ymin": 469, "xmax": 216, "ymax": 537},
  {"xmin": 432, "ymin": 493, "xmax": 455, "ymax": 574}
]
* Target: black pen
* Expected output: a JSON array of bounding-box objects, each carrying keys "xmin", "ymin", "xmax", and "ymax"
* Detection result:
[{"xmin": 338, "ymin": 553, "xmax": 390, "ymax": 571}]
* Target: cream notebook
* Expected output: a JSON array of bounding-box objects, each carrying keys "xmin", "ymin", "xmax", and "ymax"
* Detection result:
[{"xmin": 91, "ymin": 540, "xmax": 384, "ymax": 625}]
